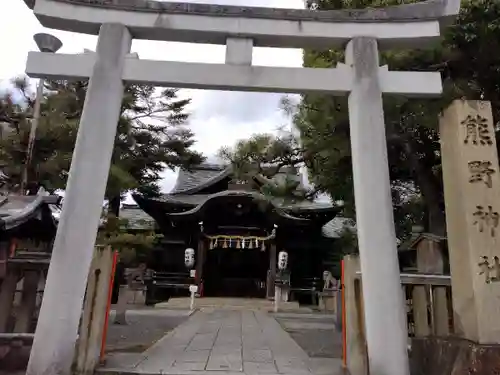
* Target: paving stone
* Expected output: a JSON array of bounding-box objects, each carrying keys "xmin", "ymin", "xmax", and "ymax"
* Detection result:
[
  {"xmin": 102, "ymin": 353, "xmax": 145, "ymax": 369},
  {"xmin": 187, "ymin": 334, "xmax": 217, "ymax": 351},
  {"xmin": 281, "ymin": 321, "xmax": 336, "ymax": 330},
  {"xmin": 308, "ymin": 358, "xmax": 344, "ymax": 375},
  {"xmin": 242, "ymin": 349, "xmax": 273, "ymax": 363},
  {"xmin": 212, "ymin": 346, "xmax": 242, "ymax": 355},
  {"xmin": 179, "ymin": 349, "xmax": 211, "ymax": 362},
  {"xmin": 99, "ymin": 308, "xmax": 343, "ymax": 375},
  {"xmin": 172, "ymin": 361, "xmax": 207, "ymax": 371},
  {"xmin": 243, "ymin": 361, "xmax": 278, "ymax": 374},
  {"xmin": 206, "ymin": 352, "xmax": 243, "ymax": 372}
]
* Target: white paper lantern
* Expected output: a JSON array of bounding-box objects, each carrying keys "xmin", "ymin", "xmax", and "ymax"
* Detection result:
[
  {"xmin": 278, "ymin": 251, "xmax": 288, "ymax": 270},
  {"xmin": 184, "ymin": 248, "xmax": 195, "ymax": 268}
]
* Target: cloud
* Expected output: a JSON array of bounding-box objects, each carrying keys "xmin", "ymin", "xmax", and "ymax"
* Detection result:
[{"xmin": 0, "ymin": 0, "xmax": 306, "ymax": 198}]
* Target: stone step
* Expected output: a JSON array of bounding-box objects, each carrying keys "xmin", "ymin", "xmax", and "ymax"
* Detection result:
[{"xmin": 155, "ymin": 297, "xmax": 311, "ymax": 312}]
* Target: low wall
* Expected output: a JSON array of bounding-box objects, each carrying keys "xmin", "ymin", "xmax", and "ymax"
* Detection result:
[
  {"xmin": 410, "ymin": 336, "xmax": 500, "ymax": 375},
  {"xmin": 0, "ymin": 333, "xmax": 33, "ymax": 371}
]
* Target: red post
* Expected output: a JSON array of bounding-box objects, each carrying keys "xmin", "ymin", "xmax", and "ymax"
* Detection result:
[
  {"xmin": 341, "ymin": 259, "xmax": 347, "ymax": 369},
  {"xmin": 100, "ymin": 250, "xmax": 118, "ymax": 362}
]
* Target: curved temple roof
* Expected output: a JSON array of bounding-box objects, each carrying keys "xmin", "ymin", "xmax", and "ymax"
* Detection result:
[
  {"xmin": 0, "ymin": 192, "xmax": 61, "ymax": 231},
  {"xmin": 167, "ymin": 190, "xmax": 323, "ymax": 221},
  {"xmin": 171, "ymin": 163, "xmax": 230, "ymax": 195},
  {"xmin": 24, "ymin": 0, "xmax": 460, "ymax": 49},
  {"xmin": 133, "ymin": 165, "xmax": 342, "ymax": 232}
]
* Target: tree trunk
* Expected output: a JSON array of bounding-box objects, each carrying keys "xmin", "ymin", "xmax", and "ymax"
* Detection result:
[
  {"xmin": 403, "ymin": 142, "xmax": 447, "ymax": 236},
  {"xmin": 109, "ymin": 195, "xmax": 121, "ymax": 217}
]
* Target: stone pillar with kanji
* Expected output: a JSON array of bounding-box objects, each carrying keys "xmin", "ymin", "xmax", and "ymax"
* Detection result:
[{"xmin": 440, "ymin": 100, "xmax": 500, "ymax": 343}]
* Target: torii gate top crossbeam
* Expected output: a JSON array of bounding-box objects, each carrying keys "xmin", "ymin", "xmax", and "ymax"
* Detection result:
[{"xmin": 24, "ymin": 0, "xmax": 460, "ymax": 49}]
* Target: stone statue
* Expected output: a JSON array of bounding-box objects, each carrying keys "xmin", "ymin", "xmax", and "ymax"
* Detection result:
[{"xmin": 322, "ymin": 270, "xmax": 336, "ymax": 291}]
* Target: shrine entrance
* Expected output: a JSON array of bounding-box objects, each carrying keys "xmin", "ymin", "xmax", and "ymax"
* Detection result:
[{"xmin": 203, "ymin": 245, "xmax": 268, "ymax": 298}]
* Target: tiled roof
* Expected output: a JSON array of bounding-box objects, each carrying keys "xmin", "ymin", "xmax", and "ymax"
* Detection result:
[
  {"xmin": 171, "ymin": 163, "xmax": 230, "ymax": 194},
  {"xmin": 120, "ymin": 204, "xmax": 155, "ymax": 230},
  {"xmin": 132, "ymin": 192, "xmax": 348, "ymax": 238},
  {"xmin": 153, "ymin": 192, "xmax": 336, "ymax": 212},
  {"xmin": 170, "ymin": 163, "xmax": 304, "ymax": 195},
  {"xmin": 0, "ymin": 191, "xmax": 61, "ymax": 231},
  {"xmin": 398, "ymin": 231, "xmax": 447, "ymax": 252},
  {"xmin": 322, "ymin": 217, "xmax": 356, "ymax": 238},
  {"xmin": 167, "ymin": 190, "xmax": 312, "ymax": 222}
]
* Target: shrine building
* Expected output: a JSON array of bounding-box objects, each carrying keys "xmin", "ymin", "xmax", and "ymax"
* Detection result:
[
  {"xmin": 0, "ymin": 190, "xmax": 61, "ymax": 333},
  {"xmin": 132, "ymin": 163, "xmax": 346, "ymax": 303}
]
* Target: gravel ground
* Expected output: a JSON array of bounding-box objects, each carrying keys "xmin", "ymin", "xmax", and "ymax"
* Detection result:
[
  {"xmin": 274, "ymin": 313, "xmax": 343, "ymax": 359},
  {"xmin": 104, "ymin": 309, "xmax": 190, "ymax": 353}
]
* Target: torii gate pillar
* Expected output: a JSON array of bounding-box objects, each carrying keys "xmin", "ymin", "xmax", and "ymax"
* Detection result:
[
  {"xmin": 26, "ymin": 23, "xmax": 131, "ymax": 375},
  {"xmin": 347, "ymin": 37, "xmax": 409, "ymax": 375}
]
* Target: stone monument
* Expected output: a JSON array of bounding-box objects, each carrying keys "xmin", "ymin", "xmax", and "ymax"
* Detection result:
[
  {"xmin": 21, "ymin": 1, "xmax": 460, "ymax": 375},
  {"xmin": 440, "ymin": 100, "xmax": 500, "ymax": 343}
]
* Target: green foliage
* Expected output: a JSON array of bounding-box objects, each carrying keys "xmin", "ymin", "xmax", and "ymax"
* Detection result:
[
  {"xmin": 0, "ymin": 78, "xmax": 203, "ymax": 210},
  {"xmin": 217, "ymin": 132, "xmax": 315, "ymax": 202},
  {"xmin": 96, "ymin": 213, "xmax": 161, "ymax": 266},
  {"xmin": 295, "ymin": 0, "xmax": 500, "ymax": 240}
]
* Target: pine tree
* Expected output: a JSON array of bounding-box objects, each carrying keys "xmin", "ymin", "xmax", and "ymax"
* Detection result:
[
  {"xmin": 297, "ymin": 0, "xmax": 500, "ymax": 239},
  {"xmin": 0, "ymin": 77, "xmax": 204, "ymax": 215}
]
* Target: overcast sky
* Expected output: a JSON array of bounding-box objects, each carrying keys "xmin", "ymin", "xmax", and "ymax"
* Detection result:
[{"xmin": 0, "ymin": 0, "xmax": 306, "ymax": 197}]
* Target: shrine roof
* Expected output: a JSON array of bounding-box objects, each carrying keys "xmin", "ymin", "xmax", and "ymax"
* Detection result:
[
  {"xmin": 133, "ymin": 190, "xmax": 341, "ymax": 233},
  {"xmin": 171, "ymin": 163, "xmax": 230, "ymax": 195},
  {"xmin": 166, "ymin": 190, "xmax": 312, "ymax": 222},
  {"xmin": 133, "ymin": 191, "xmax": 349, "ymax": 237},
  {"xmin": 170, "ymin": 163, "xmax": 303, "ymax": 196},
  {"xmin": 0, "ymin": 191, "xmax": 62, "ymax": 231},
  {"xmin": 120, "ymin": 204, "xmax": 155, "ymax": 230},
  {"xmin": 136, "ymin": 163, "xmax": 338, "ymax": 226},
  {"xmin": 398, "ymin": 231, "xmax": 447, "ymax": 252},
  {"xmin": 138, "ymin": 191, "xmax": 337, "ymax": 213},
  {"xmin": 322, "ymin": 217, "xmax": 356, "ymax": 239}
]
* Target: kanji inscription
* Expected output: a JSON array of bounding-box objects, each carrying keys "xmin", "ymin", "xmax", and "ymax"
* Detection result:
[
  {"xmin": 473, "ymin": 205, "xmax": 500, "ymax": 237},
  {"xmin": 462, "ymin": 114, "xmax": 493, "ymax": 145},
  {"xmin": 468, "ymin": 160, "xmax": 495, "ymax": 188},
  {"xmin": 478, "ymin": 255, "xmax": 500, "ymax": 283}
]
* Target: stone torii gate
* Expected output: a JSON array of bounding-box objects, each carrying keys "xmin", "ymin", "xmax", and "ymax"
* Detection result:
[{"xmin": 21, "ymin": 1, "xmax": 460, "ymax": 375}]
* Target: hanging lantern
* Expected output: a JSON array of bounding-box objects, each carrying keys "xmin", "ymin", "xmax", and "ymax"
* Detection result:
[
  {"xmin": 248, "ymin": 239, "xmax": 253, "ymax": 249},
  {"xmin": 236, "ymin": 238, "xmax": 241, "ymax": 249},
  {"xmin": 228, "ymin": 238, "xmax": 232, "ymax": 248},
  {"xmin": 184, "ymin": 248, "xmax": 195, "ymax": 269},
  {"xmin": 214, "ymin": 238, "xmax": 218, "ymax": 248},
  {"xmin": 261, "ymin": 241, "xmax": 266, "ymax": 251},
  {"xmin": 242, "ymin": 238, "xmax": 246, "ymax": 249},
  {"xmin": 209, "ymin": 239, "xmax": 214, "ymax": 249},
  {"xmin": 223, "ymin": 239, "xmax": 228, "ymax": 248},
  {"xmin": 278, "ymin": 250, "xmax": 288, "ymax": 270}
]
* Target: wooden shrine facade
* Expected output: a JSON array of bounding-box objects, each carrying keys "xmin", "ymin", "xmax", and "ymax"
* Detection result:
[
  {"xmin": 133, "ymin": 163, "xmax": 342, "ymax": 302},
  {"xmin": 0, "ymin": 190, "xmax": 61, "ymax": 333}
]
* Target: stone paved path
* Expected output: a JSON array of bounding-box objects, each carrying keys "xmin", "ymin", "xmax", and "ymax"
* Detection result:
[
  {"xmin": 274, "ymin": 312, "xmax": 343, "ymax": 359},
  {"xmin": 99, "ymin": 309, "xmax": 345, "ymax": 375}
]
